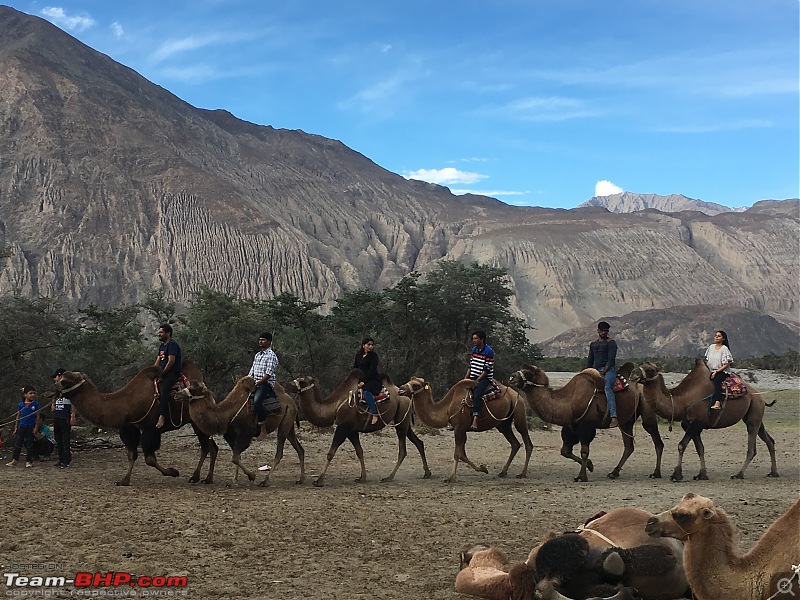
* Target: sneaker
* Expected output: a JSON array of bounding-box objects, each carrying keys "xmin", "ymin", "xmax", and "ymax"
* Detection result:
[
  {"xmin": 6, "ymin": 460, "xmax": 17, "ymax": 467},
  {"xmin": 25, "ymin": 462, "xmax": 33, "ymax": 468},
  {"xmin": 53, "ymin": 462, "xmax": 64, "ymax": 468},
  {"xmin": 61, "ymin": 463, "xmax": 70, "ymax": 468}
]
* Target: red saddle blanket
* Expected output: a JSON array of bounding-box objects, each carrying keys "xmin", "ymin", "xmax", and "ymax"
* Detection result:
[
  {"xmin": 612, "ymin": 375, "xmax": 629, "ymax": 393},
  {"xmin": 482, "ymin": 383, "xmax": 503, "ymax": 403},
  {"xmin": 153, "ymin": 374, "xmax": 191, "ymax": 398},
  {"xmin": 358, "ymin": 387, "xmax": 390, "ymax": 404},
  {"xmin": 722, "ymin": 374, "xmax": 748, "ymax": 398}
]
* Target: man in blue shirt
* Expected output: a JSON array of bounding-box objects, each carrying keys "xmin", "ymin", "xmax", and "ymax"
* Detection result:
[
  {"xmin": 50, "ymin": 368, "xmax": 77, "ymax": 467},
  {"xmin": 586, "ymin": 321, "xmax": 619, "ymax": 428},
  {"xmin": 154, "ymin": 324, "xmax": 182, "ymax": 429},
  {"xmin": 466, "ymin": 331, "xmax": 494, "ymax": 431}
]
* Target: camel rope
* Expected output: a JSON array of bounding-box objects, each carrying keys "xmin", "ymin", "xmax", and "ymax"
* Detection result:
[
  {"xmin": 460, "ymin": 382, "xmax": 516, "ymax": 424},
  {"xmin": 346, "ymin": 390, "xmax": 411, "ymax": 431},
  {"xmin": 0, "ymin": 380, "xmax": 86, "ymax": 428},
  {"xmin": 575, "ymin": 524, "xmax": 618, "ymax": 547},
  {"xmin": 766, "ymin": 564, "xmax": 800, "ymax": 600},
  {"xmin": 129, "ymin": 394, "xmax": 158, "ymax": 425}
]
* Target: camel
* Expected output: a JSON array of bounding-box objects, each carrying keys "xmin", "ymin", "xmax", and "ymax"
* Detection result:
[
  {"xmin": 397, "ymin": 376, "xmax": 532, "ymax": 483},
  {"xmin": 630, "ymin": 359, "xmax": 778, "ymax": 481},
  {"xmin": 54, "ymin": 362, "xmax": 218, "ymax": 486},
  {"xmin": 283, "ymin": 369, "xmax": 431, "ymax": 486},
  {"xmin": 646, "ymin": 492, "xmax": 800, "ymax": 600},
  {"xmin": 508, "ymin": 363, "xmax": 664, "ymax": 482},
  {"xmin": 456, "ymin": 508, "xmax": 689, "ymax": 600},
  {"xmin": 176, "ymin": 377, "xmax": 305, "ymax": 486}
]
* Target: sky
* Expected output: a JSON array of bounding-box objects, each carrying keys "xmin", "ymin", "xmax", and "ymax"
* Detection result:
[{"xmin": 4, "ymin": 0, "xmax": 799, "ymax": 208}]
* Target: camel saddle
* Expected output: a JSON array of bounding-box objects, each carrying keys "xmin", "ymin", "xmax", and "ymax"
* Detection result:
[
  {"xmin": 153, "ymin": 373, "xmax": 191, "ymax": 398},
  {"xmin": 481, "ymin": 381, "xmax": 502, "ymax": 403},
  {"xmin": 357, "ymin": 387, "xmax": 390, "ymax": 405},
  {"xmin": 722, "ymin": 373, "xmax": 748, "ymax": 398},
  {"xmin": 612, "ymin": 375, "xmax": 629, "ymax": 393}
]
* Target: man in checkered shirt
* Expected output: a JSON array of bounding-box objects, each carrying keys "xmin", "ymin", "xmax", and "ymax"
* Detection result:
[{"xmin": 249, "ymin": 332, "xmax": 279, "ymax": 439}]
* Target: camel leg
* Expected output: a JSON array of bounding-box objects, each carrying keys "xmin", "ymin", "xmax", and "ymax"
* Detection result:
[
  {"xmin": 115, "ymin": 426, "xmax": 141, "ymax": 487},
  {"xmin": 314, "ymin": 426, "xmax": 354, "ymax": 487},
  {"xmin": 188, "ymin": 425, "xmax": 218, "ymax": 484},
  {"xmin": 259, "ymin": 430, "xmax": 289, "ymax": 487},
  {"xmin": 514, "ymin": 418, "xmax": 533, "ymax": 479},
  {"xmin": 140, "ymin": 428, "xmax": 180, "ymax": 479},
  {"xmin": 641, "ymin": 417, "xmax": 664, "ymax": 478},
  {"xmin": 405, "ymin": 427, "xmax": 431, "ymax": 479},
  {"xmin": 285, "ymin": 428, "xmax": 306, "ymax": 484},
  {"xmin": 496, "ymin": 422, "xmax": 521, "ymax": 479},
  {"xmin": 574, "ymin": 423, "xmax": 596, "ymax": 482},
  {"xmin": 670, "ymin": 421, "xmax": 694, "ymax": 482},
  {"xmin": 758, "ymin": 424, "xmax": 779, "ymax": 477},
  {"xmin": 607, "ymin": 418, "xmax": 635, "ymax": 479},
  {"xmin": 689, "ymin": 423, "xmax": 709, "ymax": 480},
  {"xmin": 381, "ymin": 426, "xmax": 409, "ymax": 483},
  {"xmin": 446, "ymin": 430, "xmax": 488, "ymax": 483},
  {"xmin": 731, "ymin": 419, "xmax": 761, "ymax": 479},
  {"xmin": 559, "ymin": 426, "xmax": 594, "ymax": 473}
]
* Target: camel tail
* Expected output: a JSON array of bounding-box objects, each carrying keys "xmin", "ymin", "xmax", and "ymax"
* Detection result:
[{"xmin": 765, "ymin": 399, "xmax": 777, "ymax": 407}]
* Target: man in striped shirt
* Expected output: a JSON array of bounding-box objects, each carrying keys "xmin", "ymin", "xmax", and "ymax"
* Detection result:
[{"xmin": 466, "ymin": 330, "xmax": 494, "ymax": 431}]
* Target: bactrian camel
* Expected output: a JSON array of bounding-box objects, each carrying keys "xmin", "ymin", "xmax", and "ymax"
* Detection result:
[
  {"xmin": 55, "ymin": 363, "xmax": 218, "ymax": 486},
  {"xmin": 646, "ymin": 492, "xmax": 800, "ymax": 600},
  {"xmin": 177, "ymin": 377, "xmax": 305, "ymax": 486},
  {"xmin": 630, "ymin": 359, "xmax": 778, "ymax": 481},
  {"xmin": 284, "ymin": 369, "xmax": 431, "ymax": 486},
  {"xmin": 456, "ymin": 507, "xmax": 689, "ymax": 600},
  {"xmin": 398, "ymin": 376, "xmax": 532, "ymax": 483},
  {"xmin": 508, "ymin": 363, "xmax": 664, "ymax": 482}
]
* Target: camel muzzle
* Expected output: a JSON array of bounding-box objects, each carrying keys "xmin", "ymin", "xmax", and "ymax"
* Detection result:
[{"xmin": 644, "ymin": 516, "xmax": 662, "ymax": 537}]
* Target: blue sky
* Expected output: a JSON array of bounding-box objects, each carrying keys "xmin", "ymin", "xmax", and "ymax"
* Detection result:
[{"xmin": 5, "ymin": 0, "xmax": 799, "ymax": 208}]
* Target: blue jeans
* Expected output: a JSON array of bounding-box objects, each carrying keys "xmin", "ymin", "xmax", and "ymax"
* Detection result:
[
  {"xmin": 253, "ymin": 382, "xmax": 277, "ymax": 422},
  {"xmin": 361, "ymin": 390, "xmax": 378, "ymax": 415},
  {"xmin": 603, "ymin": 368, "xmax": 617, "ymax": 418},
  {"xmin": 471, "ymin": 379, "xmax": 491, "ymax": 417}
]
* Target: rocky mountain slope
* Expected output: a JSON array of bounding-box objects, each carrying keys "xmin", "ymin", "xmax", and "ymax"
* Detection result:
[
  {"xmin": 579, "ymin": 192, "xmax": 749, "ymax": 215},
  {"xmin": 0, "ymin": 6, "xmax": 798, "ymax": 351}
]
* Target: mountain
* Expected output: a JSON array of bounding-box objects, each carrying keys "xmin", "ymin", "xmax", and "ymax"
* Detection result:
[
  {"xmin": 539, "ymin": 305, "xmax": 799, "ymax": 358},
  {"xmin": 1, "ymin": 6, "xmax": 798, "ymax": 353},
  {"xmin": 579, "ymin": 192, "xmax": 744, "ymax": 215}
]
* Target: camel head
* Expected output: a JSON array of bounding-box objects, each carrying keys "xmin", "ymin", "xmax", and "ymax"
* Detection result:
[
  {"xmin": 645, "ymin": 492, "xmax": 717, "ymax": 540},
  {"xmin": 55, "ymin": 371, "xmax": 88, "ymax": 396},
  {"xmin": 508, "ymin": 364, "xmax": 548, "ymax": 389},
  {"xmin": 285, "ymin": 376, "xmax": 316, "ymax": 395},
  {"xmin": 176, "ymin": 381, "xmax": 212, "ymax": 404},
  {"xmin": 398, "ymin": 376, "xmax": 428, "ymax": 398},
  {"xmin": 629, "ymin": 362, "xmax": 661, "ymax": 384}
]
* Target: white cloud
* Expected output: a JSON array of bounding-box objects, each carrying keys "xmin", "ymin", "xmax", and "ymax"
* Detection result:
[
  {"xmin": 110, "ymin": 22, "xmax": 124, "ymax": 38},
  {"xmin": 151, "ymin": 33, "xmax": 255, "ymax": 63},
  {"xmin": 595, "ymin": 180, "xmax": 624, "ymax": 196},
  {"xmin": 404, "ymin": 168, "xmax": 488, "ymax": 185},
  {"xmin": 40, "ymin": 7, "xmax": 95, "ymax": 32},
  {"xmin": 498, "ymin": 96, "xmax": 599, "ymax": 122}
]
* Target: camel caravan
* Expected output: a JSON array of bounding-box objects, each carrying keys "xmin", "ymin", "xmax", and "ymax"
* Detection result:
[
  {"xmin": 456, "ymin": 493, "xmax": 799, "ymax": 600},
  {"xmin": 50, "ymin": 352, "xmax": 782, "ymax": 488}
]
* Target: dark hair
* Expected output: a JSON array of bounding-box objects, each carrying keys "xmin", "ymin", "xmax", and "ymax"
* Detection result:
[
  {"xmin": 22, "ymin": 385, "xmax": 35, "ymax": 394},
  {"xmin": 716, "ymin": 330, "xmax": 730, "ymax": 348},
  {"xmin": 361, "ymin": 337, "xmax": 375, "ymax": 347},
  {"xmin": 159, "ymin": 323, "xmax": 173, "ymax": 335},
  {"xmin": 471, "ymin": 331, "xmax": 487, "ymax": 342},
  {"xmin": 258, "ymin": 332, "xmax": 273, "ymax": 341},
  {"xmin": 597, "ymin": 321, "xmax": 611, "ymax": 331},
  {"xmin": 51, "ymin": 368, "xmax": 66, "ymax": 378}
]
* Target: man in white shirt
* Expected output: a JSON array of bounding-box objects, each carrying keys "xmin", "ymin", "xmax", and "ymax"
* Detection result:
[{"xmin": 248, "ymin": 332, "xmax": 280, "ymax": 439}]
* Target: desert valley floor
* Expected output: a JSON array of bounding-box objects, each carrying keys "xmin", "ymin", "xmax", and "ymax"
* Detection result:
[{"xmin": 1, "ymin": 373, "xmax": 798, "ymax": 600}]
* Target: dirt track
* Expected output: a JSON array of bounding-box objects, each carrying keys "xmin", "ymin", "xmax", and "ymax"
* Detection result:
[{"xmin": 1, "ymin": 389, "xmax": 798, "ymax": 600}]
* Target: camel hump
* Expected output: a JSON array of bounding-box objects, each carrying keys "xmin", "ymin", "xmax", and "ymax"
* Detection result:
[
  {"xmin": 580, "ymin": 368, "xmax": 603, "ymax": 383},
  {"xmin": 617, "ymin": 362, "xmax": 635, "ymax": 379}
]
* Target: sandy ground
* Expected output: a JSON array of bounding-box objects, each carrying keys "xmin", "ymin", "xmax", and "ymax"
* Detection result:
[{"xmin": 1, "ymin": 372, "xmax": 797, "ymax": 600}]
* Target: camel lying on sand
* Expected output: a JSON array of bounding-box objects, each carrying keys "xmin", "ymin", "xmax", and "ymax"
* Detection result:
[
  {"xmin": 630, "ymin": 360, "xmax": 778, "ymax": 481},
  {"xmin": 55, "ymin": 363, "xmax": 218, "ymax": 486},
  {"xmin": 285, "ymin": 370, "xmax": 430, "ymax": 486},
  {"xmin": 177, "ymin": 377, "xmax": 305, "ymax": 486},
  {"xmin": 508, "ymin": 363, "xmax": 664, "ymax": 482},
  {"xmin": 646, "ymin": 492, "xmax": 800, "ymax": 600},
  {"xmin": 398, "ymin": 376, "xmax": 532, "ymax": 483},
  {"xmin": 456, "ymin": 507, "xmax": 689, "ymax": 600}
]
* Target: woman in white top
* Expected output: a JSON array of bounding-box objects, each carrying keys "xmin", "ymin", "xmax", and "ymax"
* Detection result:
[{"xmin": 705, "ymin": 330, "xmax": 733, "ymax": 409}]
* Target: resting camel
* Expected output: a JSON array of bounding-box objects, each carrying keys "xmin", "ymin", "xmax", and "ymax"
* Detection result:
[
  {"xmin": 397, "ymin": 376, "xmax": 532, "ymax": 483},
  {"xmin": 508, "ymin": 363, "xmax": 664, "ymax": 482},
  {"xmin": 630, "ymin": 360, "xmax": 778, "ymax": 481},
  {"xmin": 55, "ymin": 363, "xmax": 218, "ymax": 486},
  {"xmin": 646, "ymin": 492, "xmax": 800, "ymax": 600},
  {"xmin": 284, "ymin": 369, "xmax": 431, "ymax": 486},
  {"xmin": 456, "ymin": 507, "xmax": 689, "ymax": 600},
  {"xmin": 176, "ymin": 377, "xmax": 305, "ymax": 486}
]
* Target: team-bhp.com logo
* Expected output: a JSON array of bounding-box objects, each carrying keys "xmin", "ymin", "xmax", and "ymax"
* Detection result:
[
  {"xmin": 769, "ymin": 566, "xmax": 800, "ymax": 600},
  {"xmin": 4, "ymin": 572, "xmax": 188, "ymax": 596}
]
